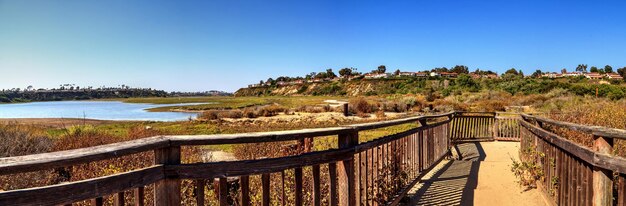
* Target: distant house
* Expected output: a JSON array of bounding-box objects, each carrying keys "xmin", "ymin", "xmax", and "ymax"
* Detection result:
[
  {"xmin": 365, "ymin": 73, "xmax": 391, "ymax": 79},
  {"xmin": 290, "ymin": 80, "xmax": 305, "ymax": 85},
  {"xmin": 398, "ymin": 72, "xmax": 415, "ymax": 77},
  {"xmin": 439, "ymin": 72, "xmax": 458, "ymax": 78},
  {"xmin": 606, "ymin": 73, "xmax": 623, "ymax": 80},
  {"xmin": 248, "ymin": 84, "xmax": 262, "ymax": 88},
  {"xmin": 485, "ymin": 74, "xmax": 499, "ymax": 79},
  {"xmin": 415, "ymin": 72, "xmax": 429, "ymax": 77},
  {"xmin": 563, "ymin": 72, "xmax": 582, "ymax": 77},
  {"xmin": 277, "ymin": 81, "xmax": 289, "ymax": 86},
  {"xmin": 429, "ymin": 72, "xmax": 440, "ymax": 77},
  {"xmin": 469, "ymin": 73, "xmax": 481, "ymax": 79},
  {"xmin": 584, "ymin": 72, "xmax": 603, "ymax": 79},
  {"xmin": 541, "ymin": 72, "xmax": 560, "ymax": 78}
]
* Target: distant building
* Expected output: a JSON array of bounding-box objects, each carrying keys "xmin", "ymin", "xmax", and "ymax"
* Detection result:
[
  {"xmin": 563, "ymin": 72, "xmax": 582, "ymax": 77},
  {"xmin": 415, "ymin": 72, "xmax": 429, "ymax": 77},
  {"xmin": 398, "ymin": 72, "xmax": 416, "ymax": 77},
  {"xmin": 290, "ymin": 80, "xmax": 305, "ymax": 85},
  {"xmin": 469, "ymin": 73, "xmax": 481, "ymax": 79},
  {"xmin": 439, "ymin": 72, "xmax": 458, "ymax": 78},
  {"xmin": 584, "ymin": 72, "xmax": 603, "ymax": 79},
  {"xmin": 606, "ymin": 73, "xmax": 623, "ymax": 80},
  {"xmin": 365, "ymin": 73, "xmax": 391, "ymax": 79},
  {"xmin": 541, "ymin": 72, "xmax": 560, "ymax": 78}
]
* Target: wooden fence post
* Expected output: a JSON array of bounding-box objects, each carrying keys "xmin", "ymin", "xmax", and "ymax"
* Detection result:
[
  {"xmin": 592, "ymin": 135, "xmax": 613, "ymax": 206},
  {"xmin": 154, "ymin": 146, "xmax": 181, "ymax": 206},
  {"xmin": 337, "ymin": 129, "xmax": 359, "ymax": 206}
]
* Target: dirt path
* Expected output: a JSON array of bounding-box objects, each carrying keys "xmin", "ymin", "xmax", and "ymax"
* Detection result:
[{"xmin": 403, "ymin": 142, "xmax": 547, "ymax": 206}]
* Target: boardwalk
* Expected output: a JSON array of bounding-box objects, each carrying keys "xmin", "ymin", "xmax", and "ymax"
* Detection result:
[{"xmin": 404, "ymin": 142, "xmax": 546, "ymax": 206}]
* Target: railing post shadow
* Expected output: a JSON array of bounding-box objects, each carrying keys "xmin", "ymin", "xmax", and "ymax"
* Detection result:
[
  {"xmin": 336, "ymin": 128, "xmax": 359, "ymax": 206},
  {"xmin": 154, "ymin": 145, "xmax": 181, "ymax": 206},
  {"xmin": 592, "ymin": 135, "xmax": 613, "ymax": 206}
]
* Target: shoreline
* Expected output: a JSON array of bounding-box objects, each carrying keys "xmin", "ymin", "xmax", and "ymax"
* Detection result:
[{"xmin": 0, "ymin": 118, "xmax": 128, "ymax": 128}]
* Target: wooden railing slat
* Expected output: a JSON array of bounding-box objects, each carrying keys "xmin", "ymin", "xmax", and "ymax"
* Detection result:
[
  {"xmin": 0, "ymin": 166, "xmax": 163, "ymax": 206},
  {"xmin": 240, "ymin": 176, "xmax": 250, "ymax": 206},
  {"xmin": 134, "ymin": 186, "xmax": 144, "ymax": 206}
]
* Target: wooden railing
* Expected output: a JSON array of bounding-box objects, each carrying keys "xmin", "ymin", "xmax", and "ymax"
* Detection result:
[
  {"xmin": 520, "ymin": 114, "xmax": 626, "ymax": 206},
  {"xmin": 450, "ymin": 112, "xmax": 521, "ymax": 142},
  {"xmin": 0, "ymin": 112, "xmax": 455, "ymax": 206}
]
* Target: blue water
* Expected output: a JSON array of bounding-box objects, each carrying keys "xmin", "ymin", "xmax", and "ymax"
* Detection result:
[{"xmin": 0, "ymin": 101, "xmax": 204, "ymax": 121}]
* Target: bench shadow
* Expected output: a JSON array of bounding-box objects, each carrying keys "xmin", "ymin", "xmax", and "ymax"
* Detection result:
[{"xmin": 404, "ymin": 142, "xmax": 486, "ymax": 206}]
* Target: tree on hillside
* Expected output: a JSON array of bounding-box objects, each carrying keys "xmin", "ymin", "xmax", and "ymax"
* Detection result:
[
  {"xmin": 350, "ymin": 68, "xmax": 361, "ymax": 75},
  {"xmin": 618, "ymin": 67, "xmax": 626, "ymax": 77},
  {"xmin": 576, "ymin": 64, "xmax": 588, "ymax": 73},
  {"xmin": 376, "ymin": 65, "xmax": 387, "ymax": 74},
  {"xmin": 590, "ymin": 66, "xmax": 599, "ymax": 73},
  {"xmin": 431, "ymin": 67, "xmax": 449, "ymax": 73},
  {"xmin": 505, "ymin": 68, "xmax": 519, "ymax": 75},
  {"xmin": 394, "ymin": 69, "xmax": 401, "ymax": 76},
  {"xmin": 532, "ymin": 70, "xmax": 543, "ymax": 78},
  {"xmin": 338, "ymin": 68, "xmax": 352, "ymax": 77},
  {"xmin": 326, "ymin": 68, "xmax": 337, "ymax": 78},
  {"xmin": 561, "ymin": 68, "xmax": 567, "ymax": 74},
  {"xmin": 518, "ymin": 70, "xmax": 524, "ymax": 77},
  {"xmin": 450, "ymin": 65, "xmax": 469, "ymax": 74},
  {"xmin": 604, "ymin": 65, "xmax": 614, "ymax": 73}
]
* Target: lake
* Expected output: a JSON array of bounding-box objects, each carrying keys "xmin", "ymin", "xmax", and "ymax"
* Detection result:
[{"xmin": 0, "ymin": 101, "xmax": 203, "ymax": 121}]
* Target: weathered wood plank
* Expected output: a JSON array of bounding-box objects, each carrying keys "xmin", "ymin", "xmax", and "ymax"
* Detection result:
[
  {"xmin": 114, "ymin": 191, "xmax": 124, "ymax": 206},
  {"xmin": 240, "ymin": 176, "xmax": 250, "ymax": 206},
  {"xmin": 154, "ymin": 146, "xmax": 181, "ymax": 206},
  {"xmin": 521, "ymin": 114, "xmax": 626, "ymax": 139},
  {"xmin": 312, "ymin": 165, "xmax": 321, "ymax": 206},
  {"xmin": 262, "ymin": 174, "xmax": 270, "ymax": 206},
  {"xmin": 0, "ymin": 166, "xmax": 163, "ymax": 206},
  {"xmin": 0, "ymin": 136, "xmax": 169, "ymax": 175},
  {"xmin": 134, "ymin": 186, "xmax": 145, "ymax": 206},
  {"xmin": 195, "ymin": 179, "xmax": 205, "ymax": 206},
  {"xmin": 592, "ymin": 135, "xmax": 613, "ymax": 206},
  {"xmin": 295, "ymin": 167, "xmax": 303, "ymax": 206},
  {"xmin": 329, "ymin": 162, "xmax": 338, "ymax": 206}
]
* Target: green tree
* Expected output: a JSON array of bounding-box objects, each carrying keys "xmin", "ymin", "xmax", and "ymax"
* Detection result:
[
  {"xmin": 561, "ymin": 68, "xmax": 567, "ymax": 74},
  {"xmin": 590, "ymin": 66, "xmax": 599, "ymax": 73},
  {"xmin": 431, "ymin": 67, "xmax": 449, "ymax": 73},
  {"xmin": 576, "ymin": 64, "xmax": 588, "ymax": 73},
  {"xmin": 604, "ymin": 65, "xmax": 614, "ymax": 73},
  {"xmin": 450, "ymin": 65, "xmax": 469, "ymax": 74},
  {"xmin": 505, "ymin": 68, "xmax": 519, "ymax": 75},
  {"xmin": 377, "ymin": 65, "xmax": 387, "ymax": 74},
  {"xmin": 618, "ymin": 67, "xmax": 626, "ymax": 77},
  {"xmin": 338, "ymin": 68, "xmax": 352, "ymax": 77},
  {"xmin": 532, "ymin": 70, "xmax": 543, "ymax": 78},
  {"xmin": 326, "ymin": 68, "xmax": 337, "ymax": 78},
  {"xmin": 394, "ymin": 69, "xmax": 401, "ymax": 76}
]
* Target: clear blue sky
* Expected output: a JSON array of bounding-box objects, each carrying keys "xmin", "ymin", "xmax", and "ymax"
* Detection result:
[{"xmin": 1, "ymin": 1, "xmax": 626, "ymax": 92}]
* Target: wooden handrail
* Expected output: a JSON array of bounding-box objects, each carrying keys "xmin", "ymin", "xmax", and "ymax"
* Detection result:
[
  {"xmin": 521, "ymin": 113, "xmax": 626, "ymax": 139},
  {"xmin": 519, "ymin": 113, "xmax": 626, "ymax": 205},
  {"xmin": 0, "ymin": 112, "xmax": 453, "ymax": 176},
  {"xmin": 0, "ymin": 112, "xmax": 456, "ymax": 206}
]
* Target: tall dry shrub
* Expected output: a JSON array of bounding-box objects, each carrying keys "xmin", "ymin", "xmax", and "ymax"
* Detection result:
[
  {"xmin": 0, "ymin": 123, "xmax": 55, "ymax": 190},
  {"xmin": 350, "ymin": 98, "xmax": 372, "ymax": 114}
]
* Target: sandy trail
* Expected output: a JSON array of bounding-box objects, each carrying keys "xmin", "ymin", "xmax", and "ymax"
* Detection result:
[{"xmin": 403, "ymin": 142, "xmax": 547, "ymax": 206}]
